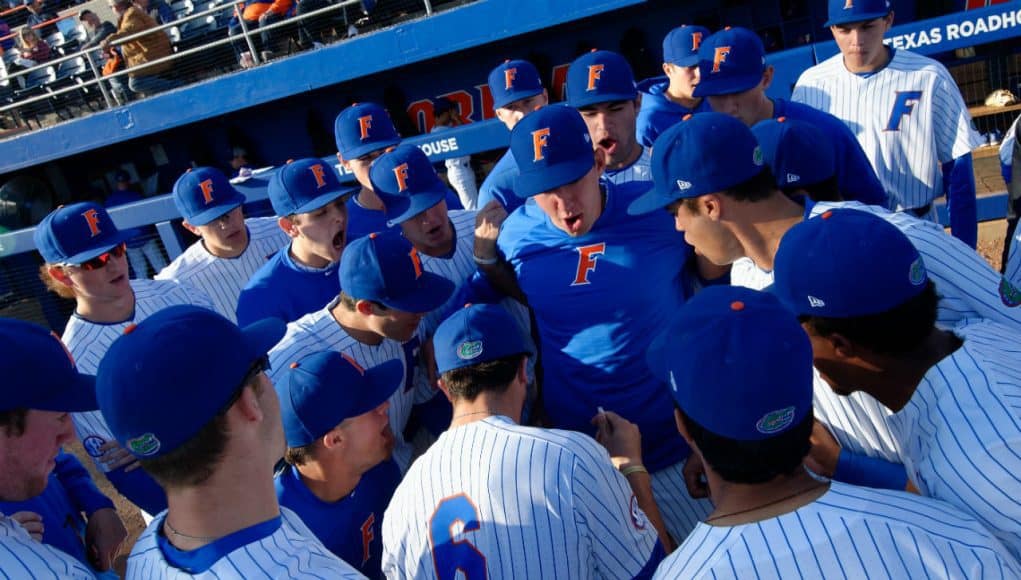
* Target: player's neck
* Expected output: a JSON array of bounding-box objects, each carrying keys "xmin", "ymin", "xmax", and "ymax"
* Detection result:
[
  {"xmin": 843, "ymin": 45, "xmax": 892, "ymax": 74},
  {"xmin": 289, "ymin": 240, "xmax": 331, "ymax": 270},
  {"xmin": 867, "ymin": 329, "xmax": 963, "ymax": 412},
  {"xmin": 356, "ymin": 187, "xmax": 385, "ymax": 211},
  {"xmin": 734, "ymin": 193, "xmax": 804, "ymax": 272},
  {"xmin": 450, "ymin": 392, "xmax": 523, "ymax": 428},
  {"xmin": 162, "ymin": 458, "xmax": 280, "ymax": 551},
  {"xmin": 705, "ymin": 467, "xmax": 828, "ymax": 527},
  {"xmin": 330, "ymin": 303, "xmax": 384, "ymax": 346},
  {"xmin": 296, "ymin": 459, "xmax": 363, "ymax": 504},
  {"xmin": 664, "ymin": 84, "xmax": 700, "ymax": 110},
  {"xmin": 605, "ymin": 141, "xmax": 642, "ymax": 172},
  {"xmin": 76, "ymin": 288, "xmax": 136, "ymax": 323}
]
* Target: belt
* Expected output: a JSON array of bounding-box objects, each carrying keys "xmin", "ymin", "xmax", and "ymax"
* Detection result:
[{"xmin": 906, "ymin": 203, "xmax": 932, "ymax": 218}]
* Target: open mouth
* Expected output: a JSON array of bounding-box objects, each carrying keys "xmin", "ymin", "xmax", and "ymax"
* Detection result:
[
  {"xmin": 563, "ymin": 214, "xmax": 583, "ymax": 232},
  {"xmin": 598, "ymin": 137, "xmax": 618, "ymax": 156},
  {"xmin": 332, "ymin": 230, "xmax": 345, "ymax": 251}
]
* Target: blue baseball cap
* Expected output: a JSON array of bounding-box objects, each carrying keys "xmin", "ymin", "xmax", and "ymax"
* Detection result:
[
  {"xmin": 278, "ymin": 350, "xmax": 402, "ymax": 448},
  {"xmin": 510, "ymin": 105, "xmax": 594, "ymax": 198},
  {"xmin": 172, "ymin": 167, "xmax": 246, "ymax": 226},
  {"xmin": 693, "ymin": 27, "xmax": 767, "ymax": 97},
  {"xmin": 647, "ymin": 286, "xmax": 813, "ymax": 441},
  {"xmin": 751, "ymin": 117, "xmax": 836, "ymax": 189},
  {"xmin": 566, "ymin": 50, "xmax": 638, "ymax": 108},
  {"xmin": 370, "ymin": 144, "xmax": 449, "ymax": 226},
  {"xmin": 663, "ymin": 25, "xmax": 711, "ymax": 67},
  {"xmin": 0, "ymin": 319, "xmax": 97, "ymax": 413},
  {"xmin": 629, "ymin": 112, "xmax": 764, "ymax": 215},
  {"xmin": 772, "ymin": 209, "xmax": 928, "ymax": 318},
  {"xmin": 434, "ymin": 303, "xmax": 533, "ymax": 374},
  {"xmin": 825, "ymin": 0, "xmax": 891, "ymax": 27},
  {"xmin": 34, "ymin": 202, "xmax": 131, "ymax": 265},
  {"xmin": 488, "ymin": 59, "xmax": 544, "ymax": 110},
  {"xmin": 339, "ymin": 231, "xmax": 455, "ymax": 313},
  {"xmin": 268, "ymin": 158, "xmax": 354, "ymax": 217},
  {"xmin": 334, "ymin": 102, "xmax": 401, "ymax": 160},
  {"xmin": 96, "ymin": 305, "xmax": 285, "ymax": 460}
]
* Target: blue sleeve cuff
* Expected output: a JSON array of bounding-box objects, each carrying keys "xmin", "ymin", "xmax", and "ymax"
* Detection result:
[
  {"xmin": 633, "ymin": 540, "xmax": 666, "ymax": 580},
  {"xmin": 944, "ymin": 155, "xmax": 977, "ymax": 249},
  {"xmin": 55, "ymin": 452, "xmax": 115, "ymax": 515},
  {"xmin": 833, "ymin": 449, "xmax": 908, "ymax": 490}
]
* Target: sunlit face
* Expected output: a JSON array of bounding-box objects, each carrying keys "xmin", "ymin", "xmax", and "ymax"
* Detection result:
[
  {"xmin": 578, "ymin": 100, "xmax": 640, "ymax": 170},
  {"xmin": 399, "ymin": 201, "xmax": 452, "ymax": 256},
  {"xmin": 0, "ymin": 410, "xmax": 74, "ymax": 501},
  {"xmin": 191, "ymin": 207, "xmax": 248, "ymax": 258},
  {"xmin": 495, "ymin": 91, "xmax": 549, "ymax": 131},
  {"xmin": 801, "ymin": 324, "xmax": 858, "ymax": 397},
  {"xmin": 831, "ymin": 14, "xmax": 893, "ymax": 73},
  {"xmin": 533, "ymin": 165, "xmax": 603, "ymax": 237},
  {"xmin": 288, "ymin": 199, "xmax": 348, "ymax": 266},
  {"xmin": 338, "ymin": 400, "xmax": 393, "ymax": 470},
  {"xmin": 668, "ymin": 197, "xmax": 743, "ymax": 266},
  {"xmin": 343, "ymin": 148, "xmax": 386, "ymax": 191},
  {"xmin": 368, "ymin": 305, "xmax": 426, "ymax": 343},
  {"xmin": 56, "ymin": 249, "xmax": 132, "ymax": 304},
  {"xmin": 664, "ymin": 63, "xmax": 700, "ymax": 100}
]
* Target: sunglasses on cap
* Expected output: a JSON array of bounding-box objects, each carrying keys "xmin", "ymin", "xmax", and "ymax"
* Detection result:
[{"xmin": 61, "ymin": 243, "xmax": 127, "ymax": 270}]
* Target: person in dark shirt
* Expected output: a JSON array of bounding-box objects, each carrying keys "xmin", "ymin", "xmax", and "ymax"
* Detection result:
[{"xmin": 79, "ymin": 9, "xmax": 117, "ymax": 50}]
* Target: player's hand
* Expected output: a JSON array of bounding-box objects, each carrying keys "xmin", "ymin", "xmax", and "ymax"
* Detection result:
[
  {"xmin": 85, "ymin": 507, "xmax": 126, "ymax": 572},
  {"xmin": 805, "ymin": 420, "xmax": 840, "ymax": 478},
  {"xmin": 592, "ymin": 410, "xmax": 643, "ymax": 470},
  {"xmin": 99, "ymin": 440, "xmax": 140, "ymax": 472},
  {"xmin": 474, "ymin": 200, "xmax": 507, "ymax": 261},
  {"xmin": 681, "ymin": 453, "xmax": 710, "ymax": 500},
  {"xmin": 10, "ymin": 511, "xmax": 43, "ymax": 542}
]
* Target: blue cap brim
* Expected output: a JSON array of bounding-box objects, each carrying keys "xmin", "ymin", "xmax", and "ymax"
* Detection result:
[
  {"xmin": 628, "ymin": 186, "xmax": 678, "ymax": 216},
  {"xmin": 291, "ymin": 186, "xmax": 351, "ymax": 216},
  {"xmin": 240, "ymin": 316, "xmax": 287, "ymax": 363},
  {"xmin": 513, "ymin": 156, "xmax": 594, "ymax": 199},
  {"xmin": 185, "ymin": 193, "xmax": 246, "ymax": 226},
  {"xmin": 62, "ymin": 230, "xmax": 132, "ymax": 265},
  {"xmin": 666, "ymin": 55, "xmax": 699, "ymax": 67},
  {"xmin": 357, "ymin": 359, "xmax": 404, "ymax": 416},
  {"xmin": 30, "ymin": 372, "xmax": 98, "ymax": 413},
  {"xmin": 381, "ymin": 272, "xmax": 455, "ymax": 313},
  {"xmin": 385, "ymin": 189, "xmax": 446, "ymax": 227},
  {"xmin": 693, "ymin": 71, "xmax": 764, "ymax": 97},
  {"xmin": 493, "ymin": 87, "xmax": 544, "ymax": 110},
  {"xmin": 824, "ymin": 10, "xmax": 890, "ymax": 27},
  {"xmin": 341, "ymin": 137, "xmax": 401, "ymax": 161},
  {"xmin": 569, "ymin": 90, "xmax": 639, "ymax": 109}
]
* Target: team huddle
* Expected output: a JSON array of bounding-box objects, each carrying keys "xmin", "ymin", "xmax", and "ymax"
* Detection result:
[{"xmin": 4, "ymin": 0, "xmax": 1021, "ymax": 578}]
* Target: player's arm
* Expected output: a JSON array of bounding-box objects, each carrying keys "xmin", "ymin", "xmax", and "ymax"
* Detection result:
[
  {"xmin": 806, "ymin": 419, "xmax": 909, "ymax": 491},
  {"xmin": 54, "ymin": 452, "xmax": 127, "ymax": 572},
  {"xmin": 942, "ymin": 154, "xmax": 978, "ymax": 249},
  {"xmin": 474, "ymin": 200, "xmax": 527, "ymax": 304},
  {"xmin": 936, "ymin": 71, "xmax": 981, "ymax": 248}
]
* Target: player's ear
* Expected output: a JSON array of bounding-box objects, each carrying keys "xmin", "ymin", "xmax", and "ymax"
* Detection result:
[
  {"xmin": 46, "ymin": 265, "xmax": 74, "ymax": 288},
  {"xmin": 436, "ymin": 378, "xmax": 454, "ymax": 403},
  {"xmin": 322, "ymin": 427, "xmax": 344, "ymax": 450},
  {"xmin": 354, "ymin": 299, "xmax": 376, "ymax": 317},
  {"xmin": 181, "ymin": 219, "xmax": 201, "ymax": 237},
  {"xmin": 277, "ymin": 215, "xmax": 299, "ymax": 239},
  {"xmin": 760, "ymin": 66, "xmax": 774, "ymax": 91},
  {"xmin": 539, "ymin": 88, "xmax": 549, "ymax": 107},
  {"xmin": 516, "ymin": 356, "xmax": 528, "ymax": 385},
  {"xmin": 662, "ymin": 62, "xmax": 671, "ymax": 76},
  {"xmin": 701, "ymin": 194, "xmax": 723, "ymax": 220},
  {"xmin": 827, "ymin": 332, "xmax": 856, "ymax": 360}
]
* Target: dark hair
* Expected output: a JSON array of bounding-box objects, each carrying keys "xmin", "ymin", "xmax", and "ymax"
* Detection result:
[
  {"xmin": 284, "ymin": 442, "xmax": 318, "ymax": 466},
  {"xmin": 337, "ymin": 291, "xmax": 386, "ymax": 313},
  {"xmin": 78, "ymin": 9, "xmax": 95, "ymax": 19},
  {"xmin": 799, "ymin": 281, "xmax": 938, "ymax": 356},
  {"xmin": 440, "ymin": 354, "xmax": 524, "ymax": 401},
  {"xmin": 782, "ymin": 175, "xmax": 843, "ymax": 203},
  {"xmin": 678, "ymin": 405, "xmax": 813, "ymax": 484},
  {"xmin": 676, "ymin": 168, "xmax": 778, "ymax": 215},
  {"xmin": 0, "ymin": 409, "xmax": 28, "ymax": 437}
]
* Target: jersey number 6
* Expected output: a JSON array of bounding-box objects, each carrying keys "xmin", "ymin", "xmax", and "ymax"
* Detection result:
[{"xmin": 430, "ymin": 493, "xmax": 487, "ymax": 579}]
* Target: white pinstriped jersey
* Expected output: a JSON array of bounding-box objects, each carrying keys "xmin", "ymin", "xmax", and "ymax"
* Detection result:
[
  {"xmin": 62, "ymin": 279, "xmax": 214, "ymax": 473},
  {"xmin": 1005, "ymin": 234, "xmax": 1021, "ymax": 305},
  {"xmin": 0, "ymin": 514, "xmax": 95, "ymax": 579},
  {"xmin": 887, "ymin": 320, "xmax": 1021, "ymax": 558},
  {"xmin": 793, "ymin": 49, "xmax": 982, "ymax": 210},
  {"xmin": 602, "ymin": 147, "xmax": 652, "ymax": 187},
  {"xmin": 125, "ymin": 507, "xmax": 364, "ymax": 579},
  {"xmin": 653, "ymin": 481, "xmax": 1021, "ymax": 579},
  {"xmin": 417, "ymin": 210, "xmax": 478, "ymax": 338},
  {"xmin": 155, "ymin": 217, "xmax": 288, "ymax": 322},
  {"xmin": 267, "ymin": 305, "xmax": 415, "ymax": 471},
  {"xmin": 382, "ymin": 416, "xmax": 660, "ymax": 580}
]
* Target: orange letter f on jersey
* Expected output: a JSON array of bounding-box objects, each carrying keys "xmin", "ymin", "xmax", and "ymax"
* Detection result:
[
  {"xmin": 572, "ymin": 243, "xmax": 606, "ymax": 286},
  {"xmin": 360, "ymin": 514, "xmax": 376, "ymax": 566}
]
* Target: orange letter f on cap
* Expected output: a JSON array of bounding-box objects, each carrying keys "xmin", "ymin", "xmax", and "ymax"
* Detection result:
[
  {"xmin": 586, "ymin": 64, "xmax": 604, "ymax": 91},
  {"xmin": 393, "ymin": 163, "xmax": 410, "ymax": 192},
  {"xmin": 504, "ymin": 67, "xmax": 517, "ymax": 90},
  {"xmin": 199, "ymin": 179, "xmax": 215, "ymax": 204},
  {"xmin": 310, "ymin": 164, "xmax": 327, "ymax": 188},
  {"xmin": 532, "ymin": 127, "xmax": 551, "ymax": 162},
  {"xmin": 358, "ymin": 115, "xmax": 373, "ymax": 140},
  {"xmin": 712, "ymin": 47, "xmax": 731, "ymax": 73},
  {"xmin": 82, "ymin": 208, "xmax": 102, "ymax": 237}
]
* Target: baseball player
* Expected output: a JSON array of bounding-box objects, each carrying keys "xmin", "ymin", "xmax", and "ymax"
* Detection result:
[
  {"xmin": 382, "ymin": 303, "xmax": 667, "ymax": 579},
  {"xmin": 335, "ymin": 102, "xmax": 462, "ymax": 243},
  {"xmin": 646, "ymin": 285, "xmax": 1021, "ymax": 578},
  {"xmin": 155, "ymin": 166, "xmax": 288, "ymax": 322},
  {"xmin": 430, "ymin": 98, "xmax": 478, "ymax": 210},
  {"xmin": 473, "ymin": 105, "xmax": 713, "ymax": 541},
  {"xmin": 695, "ymin": 26, "xmax": 889, "ymax": 207},
  {"xmin": 0, "ymin": 318, "xmax": 109, "ymax": 579},
  {"xmin": 1000, "ymin": 117, "xmax": 1021, "ymax": 304},
  {"xmin": 772, "ymin": 209, "xmax": 1021, "ymax": 558},
  {"xmin": 565, "ymin": 49, "xmax": 648, "ymax": 187},
  {"xmin": 630, "ymin": 113, "xmax": 1021, "ymax": 485},
  {"xmin": 476, "ymin": 59, "xmax": 549, "ymax": 213},
  {"xmin": 35, "ymin": 202, "xmax": 216, "ymax": 517},
  {"xmin": 94, "ymin": 305, "xmax": 364, "ymax": 578},
  {"xmin": 236, "ymin": 158, "xmax": 353, "ymax": 327},
  {"xmin": 793, "ymin": 0, "xmax": 983, "ymax": 247},
  {"xmin": 636, "ymin": 24, "xmax": 712, "ymax": 148},
  {"xmin": 267, "ymin": 231, "xmax": 455, "ymax": 471},
  {"xmin": 751, "ymin": 117, "xmax": 844, "ymax": 202},
  {"xmin": 275, "ymin": 350, "xmax": 403, "ymax": 578}
]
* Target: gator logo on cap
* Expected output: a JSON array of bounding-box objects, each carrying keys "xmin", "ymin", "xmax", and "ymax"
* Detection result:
[
  {"xmin": 756, "ymin": 406, "xmax": 795, "ymax": 434},
  {"xmin": 753, "ymin": 146, "xmax": 764, "ymax": 166},
  {"xmin": 999, "ymin": 277, "xmax": 1021, "ymax": 307},
  {"xmin": 909, "ymin": 256, "xmax": 926, "ymax": 286},
  {"xmin": 126, "ymin": 433, "xmax": 161, "ymax": 457},
  {"xmin": 456, "ymin": 340, "xmax": 484, "ymax": 360}
]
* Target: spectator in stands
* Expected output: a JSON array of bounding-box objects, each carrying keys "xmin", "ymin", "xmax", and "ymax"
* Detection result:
[
  {"xmin": 230, "ymin": 0, "xmax": 292, "ymax": 60},
  {"xmin": 104, "ymin": 169, "xmax": 168, "ymax": 278},
  {"xmin": 101, "ymin": 0, "xmax": 180, "ymax": 97},
  {"xmin": 79, "ymin": 10, "xmax": 117, "ymax": 50},
  {"xmin": 0, "ymin": 17, "xmax": 12, "ymax": 52},
  {"xmin": 23, "ymin": 0, "xmax": 57, "ymax": 37},
  {"xmin": 229, "ymin": 145, "xmax": 255, "ymax": 177},
  {"xmin": 134, "ymin": 0, "xmax": 174, "ymax": 26},
  {"xmin": 13, "ymin": 27, "xmax": 51, "ymax": 69}
]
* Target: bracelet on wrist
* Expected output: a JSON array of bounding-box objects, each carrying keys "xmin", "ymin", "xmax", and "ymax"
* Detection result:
[
  {"xmin": 620, "ymin": 464, "xmax": 648, "ymax": 477},
  {"xmin": 473, "ymin": 254, "xmax": 499, "ymax": 266}
]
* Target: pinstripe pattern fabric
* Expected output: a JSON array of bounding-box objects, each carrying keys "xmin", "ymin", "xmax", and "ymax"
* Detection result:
[
  {"xmin": 155, "ymin": 217, "xmax": 288, "ymax": 322},
  {"xmin": 793, "ymin": 50, "xmax": 982, "ymax": 211},
  {"xmin": 653, "ymin": 481, "xmax": 1021, "ymax": 579},
  {"xmin": 601, "ymin": 148, "xmax": 652, "ymax": 187},
  {"xmin": 649, "ymin": 460, "xmax": 713, "ymax": 543},
  {"xmin": 417, "ymin": 210, "xmax": 479, "ymax": 338},
  {"xmin": 1003, "ymin": 229, "xmax": 1021, "ymax": 300},
  {"xmin": 381, "ymin": 416, "xmax": 659, "ymax": 579},
  {"xmin": 125, "ymin": 508, "xmax": 363, "ymax": 578},
  {"xmin": 267, "ymin": 306, "xmax": 415, "ymax": 471},
  {"xmin": 0, "ymin": 515, "xmax": 95, "ymax": 579}
]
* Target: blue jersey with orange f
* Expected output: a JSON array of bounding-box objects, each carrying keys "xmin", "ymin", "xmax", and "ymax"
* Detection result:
[{"xmin": 497, "ymin": 179, "xmax": 692, "ymax": 471}]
